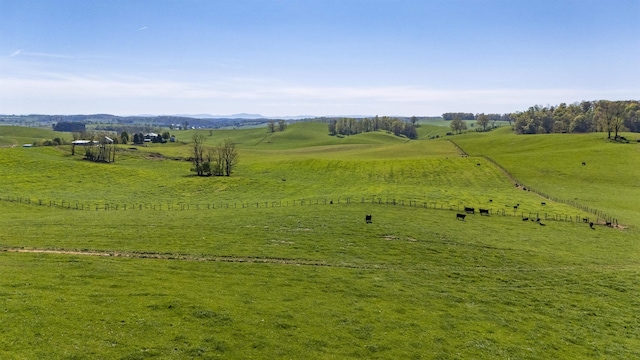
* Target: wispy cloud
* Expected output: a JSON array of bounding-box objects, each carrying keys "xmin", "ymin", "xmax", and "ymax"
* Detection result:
[
  {"xmin": 138, "ymin": 26, "xmax": 148, "ymax": 31},
  {"xmin": 7, "ymin": 50, "xmax": 71, "ymax": 59},
  {"xmin": 0, "ymin": 72, "xmax": 637, "ymax": 115}
]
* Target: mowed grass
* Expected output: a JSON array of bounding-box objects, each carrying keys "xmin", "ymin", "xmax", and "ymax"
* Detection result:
[{"xmin": 1, "ymin": 123, "xmax": 640, "ymax": 358}]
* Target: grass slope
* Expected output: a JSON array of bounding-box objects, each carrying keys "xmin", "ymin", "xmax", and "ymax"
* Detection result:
[
  {"xmin": 0, "ymin": 126, "xmax": 70, "ymax": 147},
  {"xmin": 453, "ymin": 128, "xmax": 640, "ymax": 225}
]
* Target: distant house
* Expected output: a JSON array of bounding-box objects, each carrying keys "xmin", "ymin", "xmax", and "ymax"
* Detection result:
[{"xmin": 144, "ymin": 133, "xmax": 158, "ymax": 142}]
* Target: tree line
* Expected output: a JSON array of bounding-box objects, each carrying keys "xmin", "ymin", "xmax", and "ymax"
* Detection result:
[
  {"xmin": 511, "ymin": 100, "xmax": 640, "ymax": 137},
  {"xmin": 442, "ymin": 112, "xmax": 514, "ymax": 122},
  {"xmin": 327, "ymin": 116, "xmax": 418, "ymax": 139}
]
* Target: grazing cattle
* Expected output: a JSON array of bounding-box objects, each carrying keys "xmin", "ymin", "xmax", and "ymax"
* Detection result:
[
  {"xmin": 522, "ymin": 217, "xmax": 529, "ymax": 221},
  {"xmin": 582, "ymin": 218, "xmax": 588, "ymax": 223},
  {"xmin": 456, "ymin": 213, "xmax": 466, "ymax": 221},
  {"xmin": 515, "ymin": 183, "xmax": 519, "ymax": 187},
  {"xmin": 541, "ymin": 202, "xmax": 546, "ymax": 205},
  {"xmin": 489, "ymin": 199, "xmax": 493, "ymax": 202},
  {"xmin": 582, "ymin": 162, "xmax": 586, "ymax": 165},
  {"xmin": 365, "ymin": 214, "xmax": 372, "ymax": 224},
  {"xmin": 513, "ymin": 205, "xmax": 518, "ymax": 210},
  {"xmin": 523, "ymin": 187, "xmax": 527, "ymax": 191},
  {"xmin": 606, "ymin": 221, "xmax": 612, "ymax": 227},
  {"xmin": 539, "ymin": 222, "xmax": 546, "ymax": 226},
  {"xmin": 479, "ymin": 209, "xmax": 490, "ymax": 216},
  {"xmin": 464, "ymin": 207, "xmax": 475, "ymax": 214},
  {"xmin": 329, "ymin": 200, "xmax": 333, "ymax": 204},
  {"xmin": 589, "ymin": 222, "xmax": 594, "ymax": 229}
]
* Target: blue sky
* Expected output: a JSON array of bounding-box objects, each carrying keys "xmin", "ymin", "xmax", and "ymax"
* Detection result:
[{"xmin": 1, "ymin": 0, "xmax": 638, "ymax": 116}]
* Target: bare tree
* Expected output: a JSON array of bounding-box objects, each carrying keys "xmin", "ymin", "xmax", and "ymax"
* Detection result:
[
  {"xmin": 221, "ymin": 139, "xmax": 238, "ymax": 176},
  {"xmin": 191, "ymin": 133, "xmax": 206, "ymax": 176}
]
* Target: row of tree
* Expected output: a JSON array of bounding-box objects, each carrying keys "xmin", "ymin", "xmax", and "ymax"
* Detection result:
[
  {"xmin": 327, "ymin": 116, "xmax": 418, "ymax": 139},
  {"xmin": 267, "ymin": 120, "xmax": 287, "ymax": 133},
  {"xmin": 191, "ymin": 134, "xmax": 238, "ymax": 176},
  {"xmin": 511, "ymin": 100, "xmax": 640, "ymax": 137},
  {"xmin": 442, "ymin": 112, "xmax": 514, "ymax": 122}
]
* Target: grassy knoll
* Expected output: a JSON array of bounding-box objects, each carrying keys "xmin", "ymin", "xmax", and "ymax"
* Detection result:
[
  {"xmin": 1, "ymin": 123, "xmax": 639, "ymax": 358},
  {"xmin": 453, "ymin": 128, "xmax": 640, "ymax": 225},
  {"xmin": 0, "ymin": 126, "xmax": 70, "ymax": 147}
]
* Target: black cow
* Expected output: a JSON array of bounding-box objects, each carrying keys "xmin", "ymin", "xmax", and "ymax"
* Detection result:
[
  {"xmin": 479, "ymin": 209, "xmax": 490, "ymax": 216},
  {"xmin": 365, "ymin": 214, "xmax": 372, "ymax": 224},
  {"xmin": 582, "ymin": 162, "xmax": 586, "ymax": 165},
  {"xmin": 464, "ymin": 207, "xmax": 474, "ymax": 214},
  {"xmin": 541, "ymin": 202, "xmax": 546, "ymax": 206},
  {"xmin": 456, "ymin": 213, "xmax": 466, "ymax": 221},
  {"xmin": 589, "ymin": 222, "xmax": 594, "ymax": 229},
  {"xmin": 522, "ymin": 217, "xmax": 529, "ymax": 221}
]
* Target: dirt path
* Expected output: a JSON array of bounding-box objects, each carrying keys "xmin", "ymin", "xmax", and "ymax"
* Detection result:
[{"xmin": 1, "ymin": 247, "xmax": 337, "ymax": 267}]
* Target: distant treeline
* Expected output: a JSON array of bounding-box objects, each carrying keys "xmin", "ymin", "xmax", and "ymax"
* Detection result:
[
  {"xmin": 3, "ymin": 114, "xmax": 292, "ymax": 130},
  {"xmin": 442, "ymin": 113, "xmax": 512, "ymax": 121},
  {"xmin": 511, "ymin": 100, "xmax": 639, "ymax": 137},
  {"xmin": 326, "ymin": 116, "xmax": 418, "ymax": 139},
  {"xmin": 52, "ymin": 121, "xmax": 86, "ymax": 132}
]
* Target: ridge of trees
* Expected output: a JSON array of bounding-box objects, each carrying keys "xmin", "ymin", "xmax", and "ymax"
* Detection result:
[
  {"xmin": 511, "ymin": 100, "xmax": 639, "ymax": 137},
  {"xmin": 326, "ymin": 116, "xmax": 418, "ymax": 139},
  {"xmin": 442, "ymin": 113, "xmax": 512, "ymax": 122}
]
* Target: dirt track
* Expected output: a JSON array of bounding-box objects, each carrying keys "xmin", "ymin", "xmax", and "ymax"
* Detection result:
[{"xmin": 1, "ymin": 247, "xmax": 335, "ymax": 267}]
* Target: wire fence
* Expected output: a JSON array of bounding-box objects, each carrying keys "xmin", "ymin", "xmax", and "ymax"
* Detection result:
[
  {"xmin": 446, "ymin": 139, "xmax": 618, "ymax": 227},
  {"xmin": 1, "ymin": 193, "xmax": 618, "ymax": 226}
]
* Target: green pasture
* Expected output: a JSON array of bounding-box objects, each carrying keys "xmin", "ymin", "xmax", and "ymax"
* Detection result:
[
  {"xmin": 453, "ymin": 128, "xmax": 640, "ymax": 225},
  {"xmin": 1, "ymin": 123, "xmax": 639, "ymax": 359},
  {"xmin": 1, "ymin": 201, "xmax": 639, "ymax": 359},
  {"xmin": 0, "ymin": 126, "xmax": 69, "ymax": 147}
]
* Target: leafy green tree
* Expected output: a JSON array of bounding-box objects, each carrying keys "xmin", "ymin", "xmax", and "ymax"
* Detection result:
[
  {"xmin": 267, "ymin": 120, "xmax": 275, "ymax": 133},
  {"xmin": 277, "ymin": 120, "xmax": 286, "ymax": 132},
  {"xmin": 327, "ymin": 119, "xmax": 337, "ymax": 135},
  {"xmin": 476, "ymin": 113, "xmax": 489, "ymax": 131},
  {"xmin": 450, "ymin": 118, "xmax": 466, "ymax": 134},
  {"xmin": 569, "ymin": 114, "xmax": 591, "ymax": 133},
  {"xmin": 162, "ymin": 131, "xmax": 170, "ymax": 140},
  {"xmin": 120, "ymin": 131, "xmax": 129, "ymax": 144}
]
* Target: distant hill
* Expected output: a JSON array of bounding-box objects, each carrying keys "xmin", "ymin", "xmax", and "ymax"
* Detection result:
[{"xmin": 175, "ymin": 113, "xmax": 266, "ymax": 119}]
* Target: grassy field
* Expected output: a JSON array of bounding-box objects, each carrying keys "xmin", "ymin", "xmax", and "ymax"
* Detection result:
[
  {"xmin": 1, "ymin": 123, "xmax": 639, "ymax": 359},
  {"xmin": 453, "ymin": 127, "xmax": 640, "ymax": 225}
]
